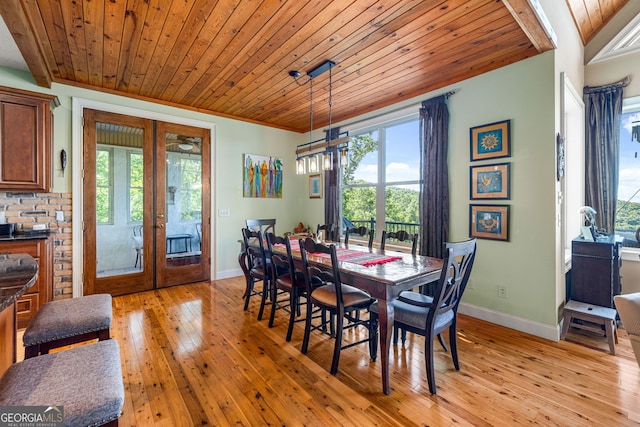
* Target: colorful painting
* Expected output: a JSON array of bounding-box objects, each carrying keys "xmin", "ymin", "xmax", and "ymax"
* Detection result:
[
  {"xmin": 470, "ymin": 163, "xmax": 510, "ymax": 199},
  {"xmin": 470, "ymin": 120, "xmax": 511, "ymax": 161},
  {"xmin": 243, "ymin": 154, "xmax": 283, "ymax": 198},
  {"xmin": 469, "ymin": 204, "xmax": 509, "ymax": 241}
]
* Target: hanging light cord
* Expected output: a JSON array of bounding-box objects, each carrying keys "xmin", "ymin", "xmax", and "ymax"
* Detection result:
[
  {"xmin": 309, "ymin": 77, "xmax": 314, "ymax": 144},
  {"xmin": 328, "ymin": 66, "xmax": 333, "ymax": 141}
]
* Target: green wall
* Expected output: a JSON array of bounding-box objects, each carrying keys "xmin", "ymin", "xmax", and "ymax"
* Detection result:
[{"xmin": 0, "ymin": 50, "xmax": 559, "ymax": 333}]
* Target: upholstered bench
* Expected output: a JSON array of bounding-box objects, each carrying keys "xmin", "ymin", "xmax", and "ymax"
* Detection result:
[
  {"xmin": 561, "ymin": 299, "xmax": 618, "ymax": 355},
  {"xmin": 0, "ymin": 339, "xmax": 124, "ymax": 426},
  {"xmin": 23, "ymin": 294, "xmax": 113, "ymax": 358}
]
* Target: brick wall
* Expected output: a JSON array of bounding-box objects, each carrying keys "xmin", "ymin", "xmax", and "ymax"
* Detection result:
[{"xmin": 0, "ymin": 192, "xmax": 72, "ymax": 299}]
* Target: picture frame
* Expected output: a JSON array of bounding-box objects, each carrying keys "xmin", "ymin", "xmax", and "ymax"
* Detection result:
[
  {"xmin": 309, "ymin": 174, "xmax": 322, "ymax": 198},
  {"xmin": 470, "ymin": 162, "xmax": 510, "ymax": 200},
  {"xmin": 470, "ymin": 119, "xmax": 511, "ymax": 161},
  {"xmin": 469, "ymin": 204, "xmax": 509, "ymax": 241}
]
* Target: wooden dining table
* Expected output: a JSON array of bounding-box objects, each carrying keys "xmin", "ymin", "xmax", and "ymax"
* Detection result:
[{"xmin": 268, "ymin": 239, "xmax": 443, "ymax": 395}]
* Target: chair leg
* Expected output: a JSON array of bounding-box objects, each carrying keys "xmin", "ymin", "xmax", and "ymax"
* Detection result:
[
  {"xmin": 243, "ymin": 277, "xmax": 254, "ymax": 311},
  {"xmin": 285, "ymin": 289, "xmax": 298, "ymax": 342},
  {"xmin": 330, "ymin": 312, "xmax": 344, "ymax": 375},
  {"xmin": 437, "ymin": 333, "xmax": 449, "ymax": 352},
  {"xmin": 393, "ymin": 325, "xmax": 399, "ymax": 345},
  {"xmin": 425, "ymin": 332, "xmax": 437, "ymax": 394},
  {"xmin": 369, "ymin": 313, "xmax": 379, "ymax": 361},
  {"xmin": 450, "ymin": 322, "xmax": 460, "ymax": 371},
  {"xmin": 257, "ymin": 278, "xmax": 269, "ymax": 320},
  {"xmin": 301, "ymin": 299, "xmax": 313, "ymax": 354},
  {"xmin": 268, "ymin": 283, "xmax": 278, "ymax": 328}
]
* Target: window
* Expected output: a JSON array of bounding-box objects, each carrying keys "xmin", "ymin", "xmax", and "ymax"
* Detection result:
[
  {"xmin": 615, "ymin": 105, "xmax": 640, "ymax": 247},
  {"xmin": 96, "ymin": 147, "xmax": 113, "ymax": 224},
  {"xmin": 342, "ymin": 118, "xmax": 421, "ymax": 241},
  {"xmin": 128, "ymin": 151, "xmax": 143, "ymax": 223},
  {"xmin": 180, "ymin": 157, "xmax": 202, "ymax": 221}
]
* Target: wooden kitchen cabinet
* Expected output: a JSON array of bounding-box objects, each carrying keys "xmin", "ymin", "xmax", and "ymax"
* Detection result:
[
  {"xmin": 0, "ymin": 238, "xmax": 53, "ymax": 328},
  {"xmin": 0, "ymin": 86, "xmax": 58, "ymax": 191}
]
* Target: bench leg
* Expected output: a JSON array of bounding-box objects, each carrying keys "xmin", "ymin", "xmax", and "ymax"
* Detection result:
[
  {"xmin": 560, "ymin": 314, "xmax": 572, "ymax": 340},
  {"xmin": 606, "ymin": 320, "xmax": 616, "ymax": 355}
]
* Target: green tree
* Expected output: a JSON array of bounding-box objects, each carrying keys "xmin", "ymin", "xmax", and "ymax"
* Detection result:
[{"xmin": 342, "ymin": 133, "xmax": 377, "ymax": 185}]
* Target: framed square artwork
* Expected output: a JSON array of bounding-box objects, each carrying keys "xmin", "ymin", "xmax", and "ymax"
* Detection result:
[
  {"xmin": 470, "ymin": 162, "xmax": 510, "ymax": 199},
  {"xmin": 470, "ymin": 120, "xmax": 511, "ymax": 161},
  {"xmin": 469, "ymin": 204, "xmax": 509, "ymax": 241}
]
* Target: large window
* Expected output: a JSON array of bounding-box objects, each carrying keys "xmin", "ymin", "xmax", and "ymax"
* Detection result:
[
  {"xmin": 615, "ymin": 106, "xmax": 640, "ymax": 247},
  {"xmin": 96, "ymin": 147, "xmax": 113, "ymax": 224},
  {"xmin": 342, "ymin": 118, "xmax": 421, "ymax": 240}
]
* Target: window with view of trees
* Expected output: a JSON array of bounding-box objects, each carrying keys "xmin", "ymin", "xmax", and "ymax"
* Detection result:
[
  {"xmin": 180, "ymin": 158, "xmax": 202, "ymax": 221},
  {"xmin": 128, "ymin": 151, "xmax": 143, "ymax": 223},
  {"xmin": 342, "ymin": 118, "xmax": 421, "ymax": 240},
  {"xmin": 96, "ymin": 147, "xmax": 113, "ymax": 224},
  {"xmin": 615, "ymin": 108, "xmax": 640, "ymax": 247}
]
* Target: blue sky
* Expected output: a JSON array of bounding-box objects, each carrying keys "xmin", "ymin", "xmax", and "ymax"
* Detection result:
[{"xmin": 352, "ymin": 120, "xmax": 420, "ymax": 186}]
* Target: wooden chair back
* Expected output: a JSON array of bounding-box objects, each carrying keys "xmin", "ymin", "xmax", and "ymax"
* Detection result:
[
  {"xmin": 316, "ymin": 223, "xmax": 336, "ymax": 242},
  {"xmin": 344, "ymin": 226, "xmax": 373, "ymax": 249},
  {"xmin": 380, "ymin": 230, "xmax": 418, "ymax": 255},
  {"xmin": 246, "ymin": 219, "xmax": 276, "ymax": 236}
]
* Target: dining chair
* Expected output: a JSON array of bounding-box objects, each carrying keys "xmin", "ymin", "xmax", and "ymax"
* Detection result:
[
  {"xmin": 380, "ymin": 230, "xmax": 418, "ymax": 256},
  {"xmin": 299, "ymin": 237, "xmax": 378, "ymax": 375},
  {"xmin": 265, "ymin": 232, "xmax": 306, "ymax": 341},
  {"xmin": 241, "ymin": 228, "xmax": 271, "ymax": 320},
  {"xmin": 246, "ymin": 219, "xmax": 276, "ymax": 235},
  {"xmin": 132, "ymin": 225, "xmax": 143, "ymax": 268},
  {"xmin": 316, "ymin": 223, "xmax": 336, "ymax": 242},
  {"xmin": 370, "ymin": 238, "xmax": 476, "ymax": 394},
  {"xmin": 344, "ymin": 225, "xmax": 374, "ymax": 248}
]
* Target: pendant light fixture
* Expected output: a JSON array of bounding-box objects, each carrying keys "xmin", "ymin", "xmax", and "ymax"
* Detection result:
[{"xmin": 291, "ymin": 60, "xmax": 350, "ymax": 174}]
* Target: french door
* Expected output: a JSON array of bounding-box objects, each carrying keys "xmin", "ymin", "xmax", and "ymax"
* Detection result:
[{"xmin": 83, "ymin": 109, "xmax": 210, "ymax": 295}]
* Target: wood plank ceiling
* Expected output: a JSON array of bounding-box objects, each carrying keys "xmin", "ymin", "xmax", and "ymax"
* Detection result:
[
  {"xmin": 565, "ymin": 0, "xmax": 630, "ymax": 45},
  {"xmin": 0, "ymin": 0, "xmax": 561, "ymax": 133}
]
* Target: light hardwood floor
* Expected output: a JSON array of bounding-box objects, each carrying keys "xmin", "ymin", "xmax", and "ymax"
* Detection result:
[{"xmin": 42, "ymin": 277, "xmax": 640, "ymax": 426}]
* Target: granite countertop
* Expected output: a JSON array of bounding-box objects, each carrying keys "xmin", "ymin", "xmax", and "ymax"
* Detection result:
[
  {"xmin": 0, "ymin": 254, "xmax": 38, "ymax": 311},
  {"xmin": 0, "ymin": 232, "xmax": 51, "ymax": 242}
]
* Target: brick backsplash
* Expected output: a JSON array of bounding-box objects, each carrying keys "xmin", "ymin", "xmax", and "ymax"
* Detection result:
[{"xmin": 0, "ymin": 192, "xmax": 72, "ymax": 299}]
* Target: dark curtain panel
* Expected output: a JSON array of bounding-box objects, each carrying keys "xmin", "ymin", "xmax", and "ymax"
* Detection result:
[
  {"xmin": 419, "ymin": 95, "xmax": 449, "ymax": 258},
  {"xmin": 324, "ymin": 127, "xmax": 341, "ymax": 242},
  {"xmin": 583, "ymin": 78, "xmax": 627, "ymax": 234}
]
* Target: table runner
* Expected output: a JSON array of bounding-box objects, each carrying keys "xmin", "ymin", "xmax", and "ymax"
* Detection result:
[{"xmin": 276, "ymin": 241, "xmax": 402, "ymax": 267}]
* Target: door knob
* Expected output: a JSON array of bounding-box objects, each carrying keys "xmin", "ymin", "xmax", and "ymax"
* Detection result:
[
  {"xmin": 158, "ymin": 224, "xmax": 165, "ymax": 229},
  {"xmin": 157, "ymin": 214, "xmax": 165, "ymax": 219}
]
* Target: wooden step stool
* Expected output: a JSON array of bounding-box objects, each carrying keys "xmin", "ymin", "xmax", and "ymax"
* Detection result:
[{"xmin": 561, "ymin": 299, "xmax": 618, "ymax": 355}]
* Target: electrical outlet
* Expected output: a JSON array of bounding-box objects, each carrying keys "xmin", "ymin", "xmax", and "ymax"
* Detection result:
[
  {"xmin": 497, "ymin": 285, "xmax": 507, "ymax": 299},
  {"xmin": 466, "ymin": 279, "xmax": 474, "ymax": 290}
]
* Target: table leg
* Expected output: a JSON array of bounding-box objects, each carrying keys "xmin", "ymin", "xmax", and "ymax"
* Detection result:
[{"xmin": 377, "ymin": 298, "xmax": 394, "ymax": 395}]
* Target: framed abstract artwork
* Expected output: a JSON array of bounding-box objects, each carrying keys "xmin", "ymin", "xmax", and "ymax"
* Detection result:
[
  {"xmin": 243, "ymin": 153, "xmax": 283, "ymax": 198},
  {"xmin": 309, "ymin": 174, "xmax": 322, "ymax": 198},
  {"xmin": 470, "ymin": 120, "xmax": 511, "ymax": 161},
  {"xmin": 470, "ymin": 162, "xmax": 510, "ymax": 199},
  {"xmin": 469, "ymin": 204, "xmax": 509, "ymax": 241}
]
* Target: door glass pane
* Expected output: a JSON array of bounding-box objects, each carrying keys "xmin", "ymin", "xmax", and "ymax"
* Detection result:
[
  {"xmin": 96, "ymin": 122, "xmax": 144, "ymax": 278},
  {"xmin": 165, "ymin": 133, "xmax": 202, "ymax": 267}
]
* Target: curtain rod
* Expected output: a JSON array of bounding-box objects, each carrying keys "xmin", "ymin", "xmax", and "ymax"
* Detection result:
[{"xmin": 339, "ymin": 90, "xmax": 457, "ymax": 131}]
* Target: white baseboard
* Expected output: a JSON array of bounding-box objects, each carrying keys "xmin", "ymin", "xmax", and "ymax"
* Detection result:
[
  {"xmin": 459, "ymin": 302, "xmax": 560, "ymax": 342},
  {"xmin": 211, "ymin": 270, "xmax": 561, "ymax": 341},
  {"xmin": 216, "ymin": 268, "xmax": 244, "ymax": 280}
]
